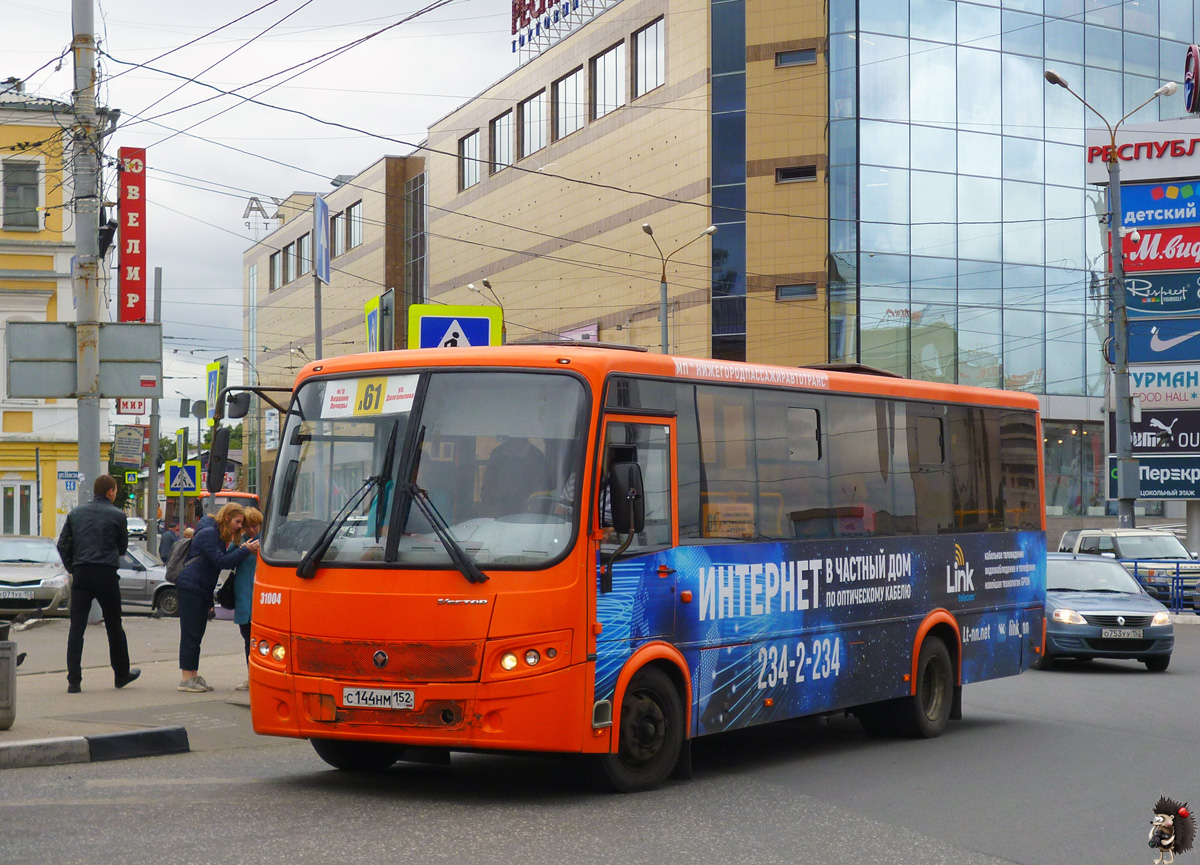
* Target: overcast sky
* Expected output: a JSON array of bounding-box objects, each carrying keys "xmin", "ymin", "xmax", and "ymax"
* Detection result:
[{"xmin": 6, "ymin": 0, "xmax": 516, "ymax": 415}]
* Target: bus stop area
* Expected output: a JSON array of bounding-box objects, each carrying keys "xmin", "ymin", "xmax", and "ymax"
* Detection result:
[{"xmin": 0, "ymin": 613, "xmax": 294, "ymax": 770}]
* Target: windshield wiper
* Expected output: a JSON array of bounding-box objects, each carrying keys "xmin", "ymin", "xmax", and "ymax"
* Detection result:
[
  {"xmin": 402, "ymin": 479, "xmax": 488, "ymax": 584},
  {"xmin": 296, "ymin": 419, "xmax": 400, "ymax": 580}
]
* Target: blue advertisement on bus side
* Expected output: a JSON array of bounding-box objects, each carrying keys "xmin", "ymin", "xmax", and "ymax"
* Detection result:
[{"xmin": 594, "ymin": 532, "xmax": 1046, "ymax": 736}]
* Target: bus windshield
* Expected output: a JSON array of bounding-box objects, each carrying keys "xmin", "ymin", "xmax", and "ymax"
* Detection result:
[{"xmin": 263, "ymin": 369, "xmax": 587, "ymax": 570}]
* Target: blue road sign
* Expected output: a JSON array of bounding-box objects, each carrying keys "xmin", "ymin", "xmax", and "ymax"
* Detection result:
[
  {"xmin": 167, "ymin": 461, "xmax": 201, "ymax": 497},
  {"xmin": 417, "ymin": 315, "xmax": 494, "ymax": 349},
  {"xmin": 313, "ymin": 196, "xmax": 330, "ymax": 284}
]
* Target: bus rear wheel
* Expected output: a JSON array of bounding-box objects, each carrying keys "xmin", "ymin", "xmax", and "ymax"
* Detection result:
[
  {"xmin": 310, "ymin": 738, "xmax": 407, "ymax": 772},
  {"xmin": 597, "ymin": 666, "xmax": 683, "ymax": 792},
  {"xmin": 894, "ymin": 637, "xmax": 952, "ymax": 739}
]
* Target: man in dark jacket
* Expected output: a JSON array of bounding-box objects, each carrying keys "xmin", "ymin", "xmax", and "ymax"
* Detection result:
[
  {"xmin": 158, "ymin": 521, "xmax": 179, "ymax": 562},
  {"xmin": 57, "ymin": 474, "xmax": 141, "ymax": 693}
]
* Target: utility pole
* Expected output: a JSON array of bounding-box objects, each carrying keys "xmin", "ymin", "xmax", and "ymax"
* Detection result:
[
  {"xmin": 1107, "ymin": 157, "xmax": 1138, "ymax": 528},
  {"xmin": 71, "ymin": 0, "xmax": 103, "ymax": 503},
  {"xmin": 146, "ymin": 268, "xmax": 162, "ymax": 554}
]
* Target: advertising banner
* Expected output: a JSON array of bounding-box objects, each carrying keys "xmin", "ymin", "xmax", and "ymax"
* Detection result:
[
  {"xmin": 1128, "ymin": 364, "xmax": 1200, "ymax": 408},
  {"xmin": 112, "ymin": 425, "xmax": 146, "ymax": 469},
  {"xmin": 1116, "ymin": 181, "xmax": 1200, "ymax": 228},
  {"xmin": 1123, "ymin": 224, "xmax": 1200, "ymax": 272},
  {"xmin": 1108, "ymin": 409, "xmax": 1200, "ymax": 454},
  {"xmin": 117, "ymin": 147, "xmax": 147, "ymax": 322},
  {"xmin": 1107, "ymin": 454, "xmax": 1200, "ymax": 500},
  {"xmin": 1126, "ymin": 272, "xmax": 1200, "ymax": 317},
  {"xmin": 1126, "ymin": 318, "xmax": 1200, "ymax": 363}
]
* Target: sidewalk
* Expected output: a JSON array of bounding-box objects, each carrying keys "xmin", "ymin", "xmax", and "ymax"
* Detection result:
[{"xmin": 0, "ymin": 612, "xmax": 296, "ymax": 769}]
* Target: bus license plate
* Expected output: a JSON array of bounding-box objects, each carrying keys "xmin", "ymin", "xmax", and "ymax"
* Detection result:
[
  {"xmin": 1101, "ymin": 628, "xmax": 1143, "ymax": 639},
  {"xmin": 0, "ymin": 589, "xmax": 34, "ymax": 600},
  {"xmin": 342, "ymin": 687, "xmax": 415, "ymax": 710}
]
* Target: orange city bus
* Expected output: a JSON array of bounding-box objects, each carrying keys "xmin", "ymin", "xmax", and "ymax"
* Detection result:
[{"xmin": 231, "ymin": 343, "xmax": 1046, "ymax": 791}]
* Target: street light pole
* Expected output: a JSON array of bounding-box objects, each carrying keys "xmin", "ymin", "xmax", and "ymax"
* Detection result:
[
  {"xmin": 1044, "ymin": 70, "xmax": 1177, "ymax": 529},
  {"xmin": 641, "ymin": 223, "xmax": 718, "ymax": 354},
  {"xmin": 468, "ymin": 279, "xmax": 506, "ymax": 344}
]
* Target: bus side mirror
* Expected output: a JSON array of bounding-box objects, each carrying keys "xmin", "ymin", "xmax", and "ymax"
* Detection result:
[
  {"xmin": 227, "ymin": 392, "xmax": 252, "ymax": 420},
  {"xmin": 207, "ymin": 427, "xmax": 230, "ymax": 495},
  {"xmin": 608, "ymin": 462, "xmax": 645, "ymax": 535}
]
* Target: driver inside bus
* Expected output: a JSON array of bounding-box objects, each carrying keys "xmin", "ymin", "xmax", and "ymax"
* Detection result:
[{"xmin": 480, "ymin": 436, "xmax": 553, "ymax": 516}]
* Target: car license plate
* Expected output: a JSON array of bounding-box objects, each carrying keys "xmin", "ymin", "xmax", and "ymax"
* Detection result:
[
  {"xmin": 342, "ymin": 687, "xmax": 415, "ymax": 710},
  {"xmin": 0, "ymin": 589, "xmax": 34, "ymax": 600},
  {"xmin": 1101, "ymin": 628, "xmax": 1143, "ymax": 639}
]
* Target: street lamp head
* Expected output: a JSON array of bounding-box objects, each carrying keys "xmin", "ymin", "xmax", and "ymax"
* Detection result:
[
  {"xmin": 467, "ymin": 283, "xmax": 479, "ymax": 293},
  {"xmin": 1044, "ymin": 69, "xmax": 1069, "ymax": 89},
  {"xmin": 641, "ymin": 223, "xmax": 654, "ymax": 236},
  {"xmin": 482, "ymin": 278, "xmax": 492, "ymax": 290},
  {"xmin": 704, "ymin": 225, "xmax": 718, "ymax": 236},
  {"xmin": 1156, "ymin": 81, "xmax": 1179, "ymax": 97}
]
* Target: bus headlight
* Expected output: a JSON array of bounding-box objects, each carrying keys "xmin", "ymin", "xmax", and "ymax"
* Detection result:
[
  {"xmin": 524, "ymin": 650, "xmax": 540, "ymax": 666},
  {"xmin": 500, "ymin": 653, "xmax": 518, "ymax": 671},
  {"xmin": 271, "ymin": 644, "xmax": 286, "ymax": 662},
  {"xmin": 1052, "ymin": 608, "xmax": 1086, "ymax": 625}
]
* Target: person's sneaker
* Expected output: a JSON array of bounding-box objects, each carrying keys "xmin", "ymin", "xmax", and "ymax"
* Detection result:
[
  {"xmin": 235, "ymin": 678, "xmax": 250, "ymax": 691},
  {"xmin": 178, "ymin": 677, "xmax": 208, "ymax": 693},
  {"xmin": 115, "ymin": 668, "xmax": 141, "ymax": 689},
  {"xmin": 67, "ymin": 683, "xmax": 81, "ymax": 693},
  {"xmin": 194, "ymin": 675, "xmax": 215, "ymax": 692}
]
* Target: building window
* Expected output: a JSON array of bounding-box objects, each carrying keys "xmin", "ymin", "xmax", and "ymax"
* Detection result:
[
  {"xmin": 554, "ymin": 68, "xmax": 585, "ymax": 140},
  {"xmin": 776, "ymin": 48, "xmax": 816, "ymax": 67},
  {"xmin": 347, "ymin": 200, "xmax": 363, "ymax": 248},
  {"xmin": 331, "ymin": 211, "xmax": 345, "ymax": 257},
  {"xmin": 404, "ymin": 173, "xmax": 427, "ymax": 306},
  {"xmin": 519, "ymin": 91, "xmax": 546, "ymax": 157},
  {"xmin": 297, "ymin": 232, "xmax": 311, "ymax": 275},
  {"xmin": 2, "ymin": 160, "xmax": 39, "ymax": 228},
  {"xmin": 775, "ymin": 165, "xmax": 817, "ymax": 183},
  {"xmin": 634, "ymin": 19, "xmax": 665, "ymax": 97},
  {"xmin": 460, "ymin": 130, "xmax": 481, "ymax": 189},
  {"xmin": 269, "ymin": 252, "xmax": 281, "ymax": 290},
  {"xmin": 776, "ymin": 283, "xmax": 817, "ymax": 300},
  {"xmin": 491, "ymin": 111, "xmax": 514, "ymax": 172},
  {"xmin": 592, "ymin": 42, "xmax": 626, "ymax": 119},
  {"xmin": 283, "ymin": 242, "xmax": 296, "ymax": 284}
]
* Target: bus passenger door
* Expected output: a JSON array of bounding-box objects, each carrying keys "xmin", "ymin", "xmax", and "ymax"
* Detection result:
[{"xmin": 596, "ymin": 417, "xmax": 678, "ymax": 642}]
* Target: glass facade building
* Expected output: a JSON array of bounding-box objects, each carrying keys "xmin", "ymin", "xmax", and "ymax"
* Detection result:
[{"xmin": 825, "ymin": 0, "xmax": 1198, "ymax": 516}]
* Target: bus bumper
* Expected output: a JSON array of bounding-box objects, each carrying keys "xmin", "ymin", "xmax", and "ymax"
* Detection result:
[{"xmin": 250, "ymin": 661, "xmax": 593, "ymax": 754}]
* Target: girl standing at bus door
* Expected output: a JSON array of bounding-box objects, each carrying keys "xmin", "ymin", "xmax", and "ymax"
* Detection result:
[
  {"xmin": 231, "ymin": 507, "xmax": 263, "ymax": 691},
  {"xmin": 176, "ymin": 503, "xmax": 258, "ymax": 693}
]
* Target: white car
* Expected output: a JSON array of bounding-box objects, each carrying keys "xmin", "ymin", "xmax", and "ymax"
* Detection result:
[
  {"xmin": 118, "ymin": 547, "xmax": 178, "ymax": 616},
  {"xmin": 126, "ymin": 516, "xmax": 148, "ymax": 540}
]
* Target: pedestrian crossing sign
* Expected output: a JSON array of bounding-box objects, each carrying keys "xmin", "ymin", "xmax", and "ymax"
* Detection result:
[
  {"xmin": 166, "ymin": 460, "xmax": 201, "ymax": 496},
  {"xmin": 407, "ymin": 304, "xmax": 501, "ymax": 349},
  {"xmin": 124, "ymin": 471, "xmax": 138, "ymax": 485}
]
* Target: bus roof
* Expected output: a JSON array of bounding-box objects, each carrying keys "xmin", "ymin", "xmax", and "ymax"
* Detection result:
[{"xmin": 288, "ymin": 345, "xmax": 1041, "ymax": 412}]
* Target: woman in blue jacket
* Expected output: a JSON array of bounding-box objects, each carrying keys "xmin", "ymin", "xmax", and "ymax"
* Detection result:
[{"xmin": 176, "ymin": 504, "xmax": 258, "ymax": 692}]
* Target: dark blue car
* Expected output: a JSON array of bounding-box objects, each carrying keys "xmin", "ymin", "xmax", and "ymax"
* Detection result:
[{"xmin": 1039, "ymin": 552, "xmax": 1174, "ymax": 672}]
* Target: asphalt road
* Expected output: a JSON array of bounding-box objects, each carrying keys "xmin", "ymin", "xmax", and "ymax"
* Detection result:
[{"xmin": 5, "ymin": 628, "xmax": 1199, "ymax": 865}]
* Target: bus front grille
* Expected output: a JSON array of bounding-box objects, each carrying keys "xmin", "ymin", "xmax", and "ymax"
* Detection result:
[
  {"xmin": 335, "ymin": 700, "xmax": 466, "ymax": 728},
  {"xmin": 293, "ymin": 637, "xmax": 483, "ymax": 683}
]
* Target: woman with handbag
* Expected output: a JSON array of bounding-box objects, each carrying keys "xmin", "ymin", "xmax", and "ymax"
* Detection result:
[
  {"xmin": 175, "ymin": 503, "xmax": 258, "ymax": 692},
  {"xmin": 230, "ymin": 507, "xmax": 263, "ymax": 691}
]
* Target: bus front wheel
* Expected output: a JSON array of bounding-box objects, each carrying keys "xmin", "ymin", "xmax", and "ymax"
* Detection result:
[
  {"xmin": 597, "ymin": 666, "xmax": 684, "ymax": 792},
  {"xmin": 895, "ymin": 637, "xmax": 952, "ymax": 739},
  {"xmin": 310, "ymin": 738, "xmax": 407, "ymax": 772}
]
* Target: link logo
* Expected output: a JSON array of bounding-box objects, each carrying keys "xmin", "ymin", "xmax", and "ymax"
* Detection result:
[{"xmin": 946, "ymin": 544, "xmax": 975, "ymax": 593}]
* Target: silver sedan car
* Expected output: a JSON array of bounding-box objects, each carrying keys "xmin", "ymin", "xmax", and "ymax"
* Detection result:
[
  {"xmin": 0, "ymin": 536, "xmax": 71, "ymax": 618},
  {"xmin": 117, "ymin": 547, "xmax": 178, "ymax": 616}
]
